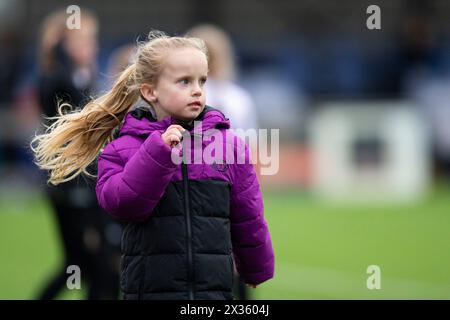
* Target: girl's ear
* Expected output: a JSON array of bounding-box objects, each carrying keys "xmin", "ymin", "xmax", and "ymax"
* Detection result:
[{"xmin": 140, "ymin": 83, "xmax": 157, "ymax": 103}]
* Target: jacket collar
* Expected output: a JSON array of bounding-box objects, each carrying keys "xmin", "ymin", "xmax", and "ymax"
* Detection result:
[{"xmin": 118, "ymin": 105, "xmax": 230, "ymax": 138}]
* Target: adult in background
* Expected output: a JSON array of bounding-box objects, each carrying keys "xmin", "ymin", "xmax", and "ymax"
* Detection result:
[{"xmin": 35, "ymin": 8, "xmax": 121, "ymax": 300}]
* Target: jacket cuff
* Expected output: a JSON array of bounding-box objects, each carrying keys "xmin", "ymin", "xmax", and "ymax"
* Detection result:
[
  {"xmin": 237, "ymin": 255, "xmax": 275, "ymax": 285},
  {"xmin": 142, "ymin": 131, "xmax": 177, "ymax": 168},
  {"xmin": 239, "ymin": 265, "xmax": 274, "ymax": 286}
]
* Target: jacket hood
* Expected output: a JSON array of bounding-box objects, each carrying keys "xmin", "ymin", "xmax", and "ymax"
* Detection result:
[{"xmin": 118, "ymin": 105, "xmax": 231, "ymax": 138}]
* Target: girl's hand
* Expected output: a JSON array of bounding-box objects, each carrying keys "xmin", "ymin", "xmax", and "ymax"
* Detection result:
[
  {"xmin": 246, "ymin": 284, "xmax": 257, "ymax": 289},
  {"xmin": 161, "ymin": 125, "xmax": 185, "ymax": 147}
]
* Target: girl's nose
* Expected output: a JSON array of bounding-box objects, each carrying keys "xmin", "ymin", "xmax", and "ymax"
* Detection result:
[{"xmin": 192, "ymin": 85, "xmax": 202, "ymax": 96}]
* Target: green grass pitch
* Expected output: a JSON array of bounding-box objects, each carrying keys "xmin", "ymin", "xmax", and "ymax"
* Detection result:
[{"xmin": 1, "ymin": 185, "xmax": 450, "ymax": 299}]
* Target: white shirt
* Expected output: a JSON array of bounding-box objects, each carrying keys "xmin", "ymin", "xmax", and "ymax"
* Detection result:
[{"xmin": 205, "ymin": 78, "xmax": 258, "ymax": 132}]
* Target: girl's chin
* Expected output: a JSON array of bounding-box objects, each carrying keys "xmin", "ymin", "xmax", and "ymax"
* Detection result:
[
  {"xmin": 171, "ymin": 105, "xmax": 204, "ymax": 121},
  {"xmin": 187, "ymin": 105, "xmax": 202, "ymax": 112},
  {"xmin": 187, "ymin": 105, "xmax": 204, "ymax": 116}
]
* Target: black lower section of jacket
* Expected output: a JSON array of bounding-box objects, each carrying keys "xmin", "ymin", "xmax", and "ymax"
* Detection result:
[{"xmin": 120, "ymin": 179, "xmax": 234, "ymax": 300}]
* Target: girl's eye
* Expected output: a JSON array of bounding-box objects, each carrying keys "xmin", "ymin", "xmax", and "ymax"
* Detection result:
[{"xmin": 179, "ymin": 79, "xmax": 189, "ymax": 85}]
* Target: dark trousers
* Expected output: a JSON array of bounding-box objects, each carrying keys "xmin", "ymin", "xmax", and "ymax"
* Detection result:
[{"xmin": 38, "ymin": 182, "xmax": 121, "ymax": 300}]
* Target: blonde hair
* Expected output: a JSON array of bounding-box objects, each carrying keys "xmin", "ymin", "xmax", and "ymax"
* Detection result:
[{"xmin": 31, "ymin": 30, "xmax": 208, "ymax": 185}]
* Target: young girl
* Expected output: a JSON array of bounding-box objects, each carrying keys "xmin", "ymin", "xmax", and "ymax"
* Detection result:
[{"xmin": 32, "ymin": 30, "xmax": 274, "ymax": 300}]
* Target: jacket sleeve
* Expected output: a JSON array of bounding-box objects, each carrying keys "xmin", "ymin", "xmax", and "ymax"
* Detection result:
[
  {"xmin": 96, "ymin": 131, "xmax": 178, "ymax": 222},
  {"xmin": 230, "ymin": 140, "xmax": 275, "ymax": 285}
]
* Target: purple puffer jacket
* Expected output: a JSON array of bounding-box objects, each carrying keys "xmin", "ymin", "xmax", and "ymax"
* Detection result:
[{"xmin": 96, "ymin": 106, "xmax": 274, "ymax": 286}]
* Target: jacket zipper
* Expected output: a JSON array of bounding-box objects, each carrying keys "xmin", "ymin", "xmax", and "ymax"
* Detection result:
[{"xmin": 182, "ymin": 157, "xmax": 194, "ymax": 300}]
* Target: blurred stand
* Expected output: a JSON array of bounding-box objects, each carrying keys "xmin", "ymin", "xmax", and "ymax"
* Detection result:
[
  {"xmin": 35, "ymin": 9, "xmax": 121, "ymax": 300},
  {"xmin": 0, "ymin": 0, "xmax": 33, "ymax": 185}
]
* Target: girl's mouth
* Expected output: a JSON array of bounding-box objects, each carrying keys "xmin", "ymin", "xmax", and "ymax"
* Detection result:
[{"xmin": 188, "ymin": 101, "xmax": 202, "ymax": 107}]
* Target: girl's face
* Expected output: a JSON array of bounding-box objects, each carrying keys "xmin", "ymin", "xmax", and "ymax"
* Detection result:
[{"xmin": 141, "ymin": 47, "xmax": 208, "ymax": 122}]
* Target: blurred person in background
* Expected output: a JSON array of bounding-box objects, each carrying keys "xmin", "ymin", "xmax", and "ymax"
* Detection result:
[
  {"xmin": 187, "ymin": 24, "xmax": 259, "ymax": 300},
  {"xmin": 35, "ymin": 9, "xmax": 121, "ymax": 300},
  {"xmin": 397, "ymin": 6, "xmax": 450, "ymax": 182},
  {"xmin": 187, "ymin": 24, "xmax": 258, "ymax": 134},
  {"xmin": 106, "ymin": 44, "xmax": 136, "ymax": 84}
]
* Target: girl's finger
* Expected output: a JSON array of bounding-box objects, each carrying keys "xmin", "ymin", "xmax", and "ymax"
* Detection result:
[
  {"xmin": 167, "ymin": 125, "xmax": 185, "ymax": 133},
  {"xmin": 167, "ymin": 129, "xmax": 183, "ymax": 138},
  {"xmin": 169, "ymin": 135, "xmax": 181, "ymax": 147},
  {"xmin": 169, "ymin": 135, "xmax": 180, "ymax": 143}
]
